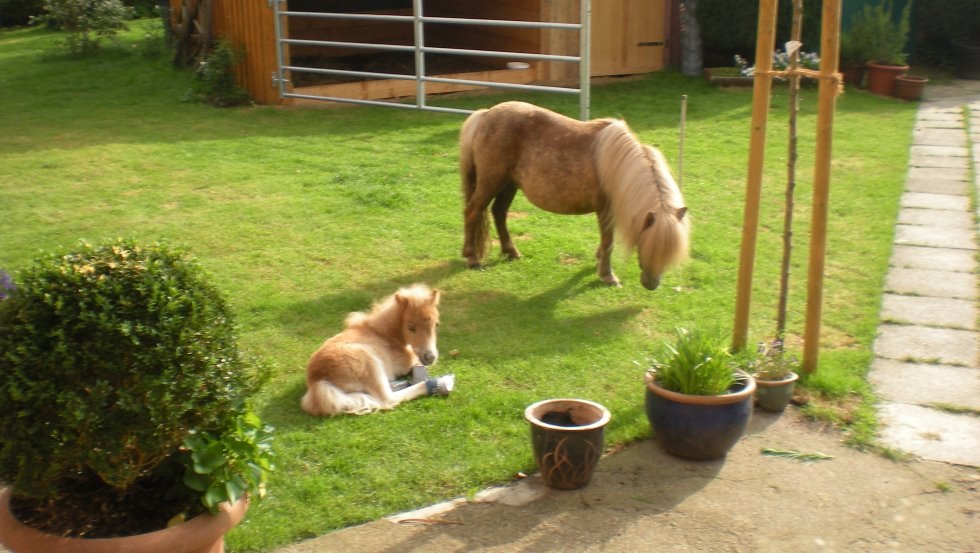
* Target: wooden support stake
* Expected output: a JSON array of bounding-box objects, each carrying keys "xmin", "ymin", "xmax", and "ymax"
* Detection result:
[
  {"xmin": 803, "ymin": 0, "xmax": 843, "ymax": 373},
  {"xmin": 732, "ymin": 0, "xmax": 779, "ymax": 352}
]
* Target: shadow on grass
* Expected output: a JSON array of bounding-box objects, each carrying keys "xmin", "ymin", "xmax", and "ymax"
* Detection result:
[{"xmin": 266, "ymin": 263, "xmax": 643, "ymax": 432}]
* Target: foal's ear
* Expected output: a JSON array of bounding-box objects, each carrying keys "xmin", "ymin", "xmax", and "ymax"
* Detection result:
[
  {"xmin": 430, "ymin": 288, "xmax": 441, "ymax": 306},
  {"xmin": 676, "ymin": 207, "xmax": 688, "ymax": 221},
  {"xmin": 642, "ymin": 211, "xmax": 656, "ymax": 230}
]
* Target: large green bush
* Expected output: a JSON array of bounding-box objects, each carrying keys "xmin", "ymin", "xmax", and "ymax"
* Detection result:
[
  {"xmin": 914, "ymin": 0, "xmax": 980, "ymax": 67},
  {"xmin": 0, "ymin": 239, "xmax": 267, "ymax": 504},
  {"xmin": 36, "ymin": 0, "xmax": 133, "ymax": 54}
]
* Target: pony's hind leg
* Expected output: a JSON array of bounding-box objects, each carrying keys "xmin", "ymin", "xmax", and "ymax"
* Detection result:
[
  {"xmin": 595, "ymin": 210, "xmax": 621, "ymax": 287},
  {"xmin": 491, "ymin": 185, "xmax": 521, "ymax": 261},
  {"xmin": 462, "ymin": 173, "xmax": 506, "ymax": 269}
]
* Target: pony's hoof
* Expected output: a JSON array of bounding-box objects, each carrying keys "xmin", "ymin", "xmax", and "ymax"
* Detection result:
[
  {"xmin": 465, "ymin": 259, "xmax": 482, "ymax": 269},
  {"xmin": 602, "ymin": 276, "xmax": 622, "ymax": 287}
]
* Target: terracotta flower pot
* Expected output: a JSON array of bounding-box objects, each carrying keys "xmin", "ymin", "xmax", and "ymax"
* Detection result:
[
  {"xmin": 753, "ymin": 372, "xmax": 799, "ymax": 412},
  {"xmin": 0, "ymin": 488, "xmax": 248, "ymax": 553},
  {"xmin": 865, "ymin": 61, "xmax": 909, "ymax": 97},
  {"xmin": 893, "ymin": 75, "xmax": 929, "ymax": 102},
  {"xmin": 644, "ymin": 371, "xmax": 755, "ymax": 461},
  {"xmin": 525, "ymin": 398, "xmax": 611, "ymax": 490}
]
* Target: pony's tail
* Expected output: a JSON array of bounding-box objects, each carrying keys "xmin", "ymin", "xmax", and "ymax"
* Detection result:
[
  {"xmin": 301, "ymin": 380, "xmax": 382, "ymax": 416},
  {"xmin": 459, "ymin": 109, "xmax": 490, "ymax": 260}
]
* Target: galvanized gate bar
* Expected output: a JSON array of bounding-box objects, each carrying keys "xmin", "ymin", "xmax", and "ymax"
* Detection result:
[
  {"xmin": 279, "ymin": 11, "xmax": 582, "ymax": 31},
  {"xmin": 272, "ymin": 0, "xmax": 591, "ymax": 119}
]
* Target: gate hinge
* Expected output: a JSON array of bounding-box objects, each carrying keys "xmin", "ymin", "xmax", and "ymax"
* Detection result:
[{"xmin": 272, "ymin": 72, "xmax": 290, "ymax": 87}]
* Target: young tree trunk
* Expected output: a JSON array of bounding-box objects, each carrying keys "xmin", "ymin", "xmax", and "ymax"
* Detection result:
[{"xmin": 776, "ymin": 0, "xmax": 805, "ymax": 348}]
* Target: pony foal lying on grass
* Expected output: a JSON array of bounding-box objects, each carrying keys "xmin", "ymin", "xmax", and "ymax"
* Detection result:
[
  {"xmin": 301, "ymin": 284, "xmax": 453, "ymax": 416},
  {"xmin": 459, "ymin": 101, "xmax": 690, "ymax": 290}
]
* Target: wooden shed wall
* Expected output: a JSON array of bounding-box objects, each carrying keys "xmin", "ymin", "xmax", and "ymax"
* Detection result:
[
  {"xmin": 170, "ymin": 0, "xmax": 279, "ymax": 105},
  {"xmin": 174, "ymin": 0, "xmax": 671, "ymax": 106},
  {"xmin": 211, "ymin": 1, "xmax": 279, "ymax": 104}
]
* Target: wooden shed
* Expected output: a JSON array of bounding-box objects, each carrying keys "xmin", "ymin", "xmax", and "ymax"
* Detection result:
[{"xmin": 170, "ymin": 0, "xmax": 673, "ymax": 107}]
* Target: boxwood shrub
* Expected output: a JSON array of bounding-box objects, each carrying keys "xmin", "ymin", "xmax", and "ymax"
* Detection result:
[{"xmin": 0, "ymin": 238, "xmax": 266, "ymax": 501}]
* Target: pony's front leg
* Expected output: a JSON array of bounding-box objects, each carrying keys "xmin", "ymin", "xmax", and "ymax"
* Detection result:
[{"xmin": 595, "ymin": 213, "xmax": 621, "ymax": 287}]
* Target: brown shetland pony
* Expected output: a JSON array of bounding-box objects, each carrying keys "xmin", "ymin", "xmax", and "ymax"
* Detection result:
[
  {"xmin": 459, "ymin": 101, "xmax": 690, "ymax": 290},
  {"xmin": 301, "ymin": 284, "xmax": 445, "ymax": 416}
]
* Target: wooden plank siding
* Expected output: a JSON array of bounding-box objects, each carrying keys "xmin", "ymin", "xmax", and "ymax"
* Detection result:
[
  {"xmin": 169, "ymin": 0, "xmax": 281, "ymax": 105},
  {"xmin": 172, "ymin": 0, "xmax": 670, "ymax": 106}
]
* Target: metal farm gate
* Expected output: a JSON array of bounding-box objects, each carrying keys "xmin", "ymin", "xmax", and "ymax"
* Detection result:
[{"xmin": 272, "ymin": 0, "xmax": 592, "ymax": 119}]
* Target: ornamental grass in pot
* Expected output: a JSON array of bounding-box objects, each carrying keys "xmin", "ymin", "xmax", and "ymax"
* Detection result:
[
  {"xmin": 644, "ymin": 328, "xmax": 755, "ymax": 461},
  {"xmin": 0, "ymin": 239, "xmax": 273, "ymax": 553}
]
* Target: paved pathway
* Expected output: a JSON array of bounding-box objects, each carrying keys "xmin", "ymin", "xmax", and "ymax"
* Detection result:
[{"xmin": 868, "ymin": 79, "xmax": 980, "ymax": 467}]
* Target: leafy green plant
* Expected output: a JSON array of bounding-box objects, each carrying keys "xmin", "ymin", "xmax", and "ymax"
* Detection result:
[
  {"xmin": 650, "ymin": 327, "xmax": 737, "ymax": 396},
  {"xmin": 0, "ymin": 238, "xmax": 271, "ymax": 535},
  {"xmin": 184, "ymin": 40, "xmax": 251, "ymax": 107},
  {"xmin": 740, "ymin": 339, "xmax": 799, "ymax": 381},
  {"xmin": 852, "ymin": 0, "xmax": 910, "ymax": 66},
  {"xmin": 181, "ymin": 408, "xmax": 275, "ymax": 513},
  {"xmin": 33, "ymin": 0, "xmax": 133, "ymax": 55}
]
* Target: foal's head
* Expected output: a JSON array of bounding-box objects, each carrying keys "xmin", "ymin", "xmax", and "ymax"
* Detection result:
[{"xmin": 395, "ymin": 284, "xmax": 441, "ymax": 366}]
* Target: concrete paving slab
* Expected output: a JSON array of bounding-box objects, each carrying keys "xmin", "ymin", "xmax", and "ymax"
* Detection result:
[
  {"xmin": 869, "ymin": 358, "xmax": 980, "ymax": 409},
  {"xmin": 916, "ymin": 120, "xmax": 964, "ymax": 129},
  {"xmin": 905, "ymin": 178, "xmax": 970, "ymax": 195},
  {"xmin": 877, "ymin": 402, "xmax": 980, "ymax": 466},
  {"xmin": 890, "ymin": 244, "xmax": 977, "ymax": 273},
  {"xmin": 881, "ymin": 293, "xmax": 976, "ymax": 328},
  {"xmin": 909, "ymin": 145, "xmax": 969, "ymax": 158},
  {"xmin": 873, "ymin": 324, "xmax": 977, "ymax": 366},
  {"xmin": 885, "ymin": 267, "xmax": 975, "ymax": 299},
  {"xmin": 894, "ymin": 224, "xmax": 977, "ymax": 249},
  {"xmin": 916, "ymin": 108, "xmax": 963, "ymax": 120},
  {"xmin": 907, "ymin": 153, "xmax": 969, "ymax": 168},
  {"xmin": 897, "ymin": 207, "xmax": 974, "ymax": 227},
  {"xmin": 900, "ymin": 192, "xmax": 969, "ymax": 211},
  {"xmin": 913, "ymin": 127, "xmax": 967, "ymax": 147},
  {"xmin": 906, "ymin": 166, "xmax": 970, "ymax": 183}
]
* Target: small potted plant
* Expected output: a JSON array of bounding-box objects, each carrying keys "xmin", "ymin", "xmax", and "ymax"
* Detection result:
[
  {"xmin": 859, "ymin": 0, "xmax": 911, "ymax": 96},
  {"xmin": 644, "ymin": 327, "xmax": 755, "ymax": 461},
  {"xmin": 741, "ymin": 339, "xmax": 800, "ymax": 413},
  {"xmin": 839, "ymin": 25, "xmax": 871, "ymax": 87},
  {"xmin": 0, "ymin": 239, "xmax": 273, "ymax": 553}
]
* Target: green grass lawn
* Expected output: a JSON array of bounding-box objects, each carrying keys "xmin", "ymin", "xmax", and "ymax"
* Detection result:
[{"xmin": 0, "ymin": 21, "xmax": 918, "ymax": 552}]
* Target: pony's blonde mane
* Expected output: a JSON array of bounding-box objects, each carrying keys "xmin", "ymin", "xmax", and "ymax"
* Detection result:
[{"xmin": 593, "ymin": 121, "xmax": 690, "ymax": 267}]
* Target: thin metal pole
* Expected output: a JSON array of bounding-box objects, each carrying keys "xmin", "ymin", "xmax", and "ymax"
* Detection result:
[
  {"xmin": 580, "ymin": 0, "xmax": 591, "ymax": 120},
  {"xmin": 271, "ymin": 0, "xmax": 286, "ymax": 98},
  {"xmin": 679, "ymin": 94, "xmax": 687, "ymax": 190},
  {"xmin": 413, "ymin": 0, "xmax": 426, "ymax": 110},
  {"xmin": 803, "ymin": 0, "xmax": 843, "ymax": 374},
  {"xmin": 732, "ymin": 0, "xmax": 779, "ymax": 352}
]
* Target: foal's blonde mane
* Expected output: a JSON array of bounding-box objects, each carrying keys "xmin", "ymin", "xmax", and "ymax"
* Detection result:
[
  {"xmin": 345, "ymin": 284, "xmax": 437, "ymax": 336},
  {"xmin": 593, "ymin": 121, "xmax": 690, "ymax": 267}
]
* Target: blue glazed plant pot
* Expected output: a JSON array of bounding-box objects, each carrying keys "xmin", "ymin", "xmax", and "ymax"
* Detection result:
[
  {"xmin": 525, "ymin": 398, "xmax": 611, "ymax": 490},
  {"xmin": 644, "ymin": 371, "xmax": 755, "ymax": 461}
]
